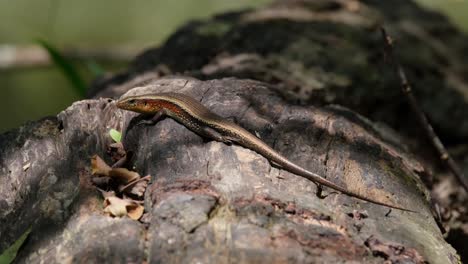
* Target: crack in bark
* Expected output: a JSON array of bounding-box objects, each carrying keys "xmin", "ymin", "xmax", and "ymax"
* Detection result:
[
  {"xmin": 239, "ymin": 103, "xmax": 252, "ymax": 122},
  {"xmin": 206, "ymin": 160, "xmax": 211, "ymax": 178},
  {"xmin": 323, "ymin": 137, "xmax": 334, "ymax": 176},
  {"xmin": 199, "ymin": 80, "xmax": 214, "ymax": 103},
  {"xmin": 142, "ymin": 222, "xmax": 150, "ymax": 263}
]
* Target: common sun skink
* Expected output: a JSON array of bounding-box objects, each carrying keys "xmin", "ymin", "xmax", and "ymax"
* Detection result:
[{"xmin": 117, "ymin": 92, "xmax": 413, "ymax": 212}]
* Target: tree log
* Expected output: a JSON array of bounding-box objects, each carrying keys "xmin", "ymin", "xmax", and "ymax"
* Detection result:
[{"xmin": 2, "ymin": 0, "xmax": 467, "ymax": 263}]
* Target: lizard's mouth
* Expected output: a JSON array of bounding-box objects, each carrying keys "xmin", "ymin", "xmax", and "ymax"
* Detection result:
[
  {"xmin": 116, "ymin": 100, "xmax": 127, "ymax": 109},
  {"xmin": 116, "ymin": 98, "xmax": 136, "ymax": 111}
]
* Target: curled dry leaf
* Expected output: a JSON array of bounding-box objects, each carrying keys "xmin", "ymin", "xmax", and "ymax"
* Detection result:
[
  {"xmin": 108, "ymin": 168, "xmax": 140, "ymax": 183},
  {"xmin": 127, "ymin": 203, "xmax": 144, "ymax": 220},
  {"xmin": 91, "ymin": 155, "xmax": 111, "ymax": 176},
  {"xmin": 103, "ymin": 196, "xmax": 144, "ymax": 220},
  {"xmin": 111, "ymin": 154, "xmax": 128, "ymax": 168}
]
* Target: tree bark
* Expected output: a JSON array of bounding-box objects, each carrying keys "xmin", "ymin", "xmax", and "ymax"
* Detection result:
[{"xmin": 2, "ymin": 0, "xmax": 467, "ymax": 263}]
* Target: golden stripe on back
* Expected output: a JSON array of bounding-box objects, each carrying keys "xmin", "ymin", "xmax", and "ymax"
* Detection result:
[{"xmin": 143, "ymin": 93, "xmax": 227, "ymax": 125}]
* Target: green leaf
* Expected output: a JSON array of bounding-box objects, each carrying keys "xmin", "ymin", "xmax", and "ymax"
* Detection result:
[
  {"xmin": 36, "ymin": 38, "xmax": 87, "ymax": 98},
  {"xmin": 0, "ymin": 227, "xmax": 32, "ymax": 264},
  {"xmin": 109, "ymin": 129, "xmax": 122, "ymax": 143}
]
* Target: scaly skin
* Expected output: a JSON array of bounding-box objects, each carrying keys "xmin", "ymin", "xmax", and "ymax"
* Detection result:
[{"xmin": 117, "ymin": 92, "xmax": 414, "ymax": 212}]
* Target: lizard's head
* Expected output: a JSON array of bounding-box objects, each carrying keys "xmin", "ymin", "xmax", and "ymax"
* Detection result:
[{"xmin": 116, "ymin": 95, "xmax": 161, "ymax": 114}]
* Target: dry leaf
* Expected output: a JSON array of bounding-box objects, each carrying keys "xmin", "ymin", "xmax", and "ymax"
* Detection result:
[
  {"xmin": 91, "ymin": 176, "xmax": 111, "ymax": 187},
  {"xmin": 104, "ymin": 197, "xmax": 128, "ymax": 217},
  {"xmin": 119, "ymin": 175, "xmax": 151, "ymax": 197},
  {"xmin": 103, "ymin": 196, "xmax": 144, "ymax": 220},
  {"xmin": 91, "ymin": 155, "xmax": 111, "ymax": 176},
  {"xmin": 98, "ymin": 189, "xmax": 116, "ymax": 199},
  {"xmin": 108, "ymin": 142, "xmax": 126, "ymax": 162},
  {"xmin": 127, "ymin": 179, "xmax": 149, "ymax": 197},
  {"xmin": 127, "ymin": 203, "xmax": 144, "ymax": 220},
  {"xmin": 108, "ymin": 168, "xmax": 140, "ymax": 183},
  {"xmin": 23, "ymin": 163, "xmax": 31, "ymax": 171}
]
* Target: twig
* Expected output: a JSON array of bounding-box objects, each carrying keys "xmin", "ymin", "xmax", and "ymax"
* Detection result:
[{"xmin": 380, "ymin": 27, "xmax": 468, "ymax": 193}]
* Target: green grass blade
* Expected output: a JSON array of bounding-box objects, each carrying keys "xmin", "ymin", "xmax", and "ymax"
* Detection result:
[
  {"xmin": 36, "ymin": 39, "xmax": 87, "ymax": 97},
  {"xmin": 0, "ymin": 227, "xmax": 32, "ymax": 264}
]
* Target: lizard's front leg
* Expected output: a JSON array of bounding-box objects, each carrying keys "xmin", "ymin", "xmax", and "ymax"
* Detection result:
[
  {"xmin": 124, "ymin": 110, "xmax": 167, "ymax": 139},
  {"xmin": 117, "ymin": 110, "xmax": 167, "ymax": 167}
]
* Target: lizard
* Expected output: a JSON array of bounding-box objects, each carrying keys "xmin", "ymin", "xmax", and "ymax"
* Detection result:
[{"xmin": 116, "ymin": 92, "xmax": 414, "ymax": 212}]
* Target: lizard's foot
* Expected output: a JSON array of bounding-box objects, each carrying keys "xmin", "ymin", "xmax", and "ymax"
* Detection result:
[
  {"xmin": 315, "ymin": 184, "xmax": 328, "ymax": 199},
  {"xmin": 137, "ymin": 110, "xmax": 166, "ymax": 126}
]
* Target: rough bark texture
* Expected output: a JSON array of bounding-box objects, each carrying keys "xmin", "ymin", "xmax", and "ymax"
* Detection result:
[{"xmin": 1, "ymin": 0, "xmax": 467, "ymax": 263}]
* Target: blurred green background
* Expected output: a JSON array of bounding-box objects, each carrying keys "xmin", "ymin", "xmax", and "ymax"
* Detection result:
[{"xmin": 0, "ymin": 0, "xmax": 466, "ymax": 132}]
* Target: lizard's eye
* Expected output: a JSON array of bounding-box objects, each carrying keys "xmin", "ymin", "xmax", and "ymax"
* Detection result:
[{"xmin": 128, "ymin": 99, "xmax": 136, "ymax": 105}]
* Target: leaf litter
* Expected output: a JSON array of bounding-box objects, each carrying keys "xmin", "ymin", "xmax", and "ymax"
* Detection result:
[{"xmin": 90, "ymin": 138, "xmax": 150, "ymax": 220}]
